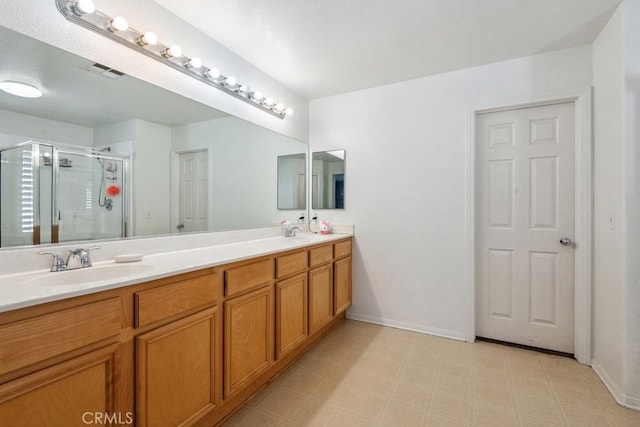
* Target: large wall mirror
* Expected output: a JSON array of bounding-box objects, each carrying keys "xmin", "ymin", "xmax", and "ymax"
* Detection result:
[
  {"xmin": 0, "ymin": 26, "xmax": 308, "ymax": 248},
  {"xmin": 312, "ymin": 150, "xmax": 345, "ymax": 209}
]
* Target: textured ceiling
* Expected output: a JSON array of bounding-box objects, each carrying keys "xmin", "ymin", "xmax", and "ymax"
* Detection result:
[
  {"xmin": 153, "ymin": 0, "xmax": 622, "ymax": 99},
  {"xmin": 0, "ymin": 26, "xmax": 226, "ymax": 128}
]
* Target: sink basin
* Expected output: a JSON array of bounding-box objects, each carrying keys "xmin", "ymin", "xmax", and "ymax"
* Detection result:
[
  {"xmin": 28, "ymin": 263, "xmax": 154, "ymax": 286},
  {"xmin": 287, "ymin": 234, "xmax": 326, "ymax": 243}
]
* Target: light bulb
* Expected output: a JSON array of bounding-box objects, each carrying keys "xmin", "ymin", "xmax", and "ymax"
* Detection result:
[
  {"xmin": 163, "ymin": 45, "xmax": 182, "ymax": 58},
  {"xmin": 72, "ymin": 0, "xmax": 95, "ymax": 15},
  {"xmin": 284, "ymin": 108, "xmax": 293, "ymax": 116},
  {"xmin": 223, "ymin": 76, "xmax": 237, "ymax": 86},
  {"xmin": 262, "ymin": 97, "xmax": 274, "ymax": 107},
  {"xmin": 237, "ymin": 84, "xmax": 250, "ymax": 95},
  {"xmin": 184, "ymin": 57, "xmax": 202, "ymax": 69},
  {"xmin": 273, "ymin": 103, "xmax": 285, "ymax": 113},
  {"xmin": 108, "ymin": 16, "xmax": 129, "ymax": 32},
  {"xmin": 0, "ymin": 81, "xmax": 42, "ymax": 98},
  {"xmin": 137, "ymin": 31, "xmax": 158, "ymax": 46},
  {"xmin": 204, "ymin": 68, "xmax": 221, "ymax": 79},
  {"xmin": 250, "ymin": 91, "xmax": 263, "ymax": 102}
]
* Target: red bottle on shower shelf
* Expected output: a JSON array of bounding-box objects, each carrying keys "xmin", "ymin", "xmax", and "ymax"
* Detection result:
[{"xmin": 106, "ymin": 185, "xmax": 120, "ymax": 196}]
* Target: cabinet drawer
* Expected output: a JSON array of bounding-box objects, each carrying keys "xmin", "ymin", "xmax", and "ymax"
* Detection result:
[
  {"xmin": 276, "ymin": 251, "xmax": 308, "ymax": 278},
  {"xmin": 225, "ymin": 259, "xmax": 274, "ymax": 297},
  {"xmin": 0, "ymin": 298, "xmax": 122, "ymax": 376},
  {"xmin": 334, "ymin": 239, "xmax": 352, "ymax": 259},
  {"xmin": 135, "ymin": 273, "xmax": 217, "ymax": 328},
  {"xmin": 309, "ymin": 245, "xmax": 333, "ymax": 267}
]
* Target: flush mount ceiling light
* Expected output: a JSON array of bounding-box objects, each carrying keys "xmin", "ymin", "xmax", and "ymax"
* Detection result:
[
  {"xmin": 0, "ymin": 81, "xmax": 43, "ymax": 98},
  {"xmin": 56, "ymin": 0, "xmax": 292, "ymax": 119}
]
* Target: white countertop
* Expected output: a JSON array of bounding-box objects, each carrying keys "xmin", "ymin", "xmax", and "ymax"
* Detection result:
[{"xmin": 0, "ymin": 232, "xmax": 351, "ymax": 314}]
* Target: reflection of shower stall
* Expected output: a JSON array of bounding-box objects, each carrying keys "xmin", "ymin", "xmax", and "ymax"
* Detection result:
[{"xmin": 0, "ymin": 142, "xmax": 127, "ymax": 247}]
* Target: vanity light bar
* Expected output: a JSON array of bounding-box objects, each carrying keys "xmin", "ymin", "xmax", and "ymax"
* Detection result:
[{"xmin": 56, "ymin": 0, "xmax": 293, "ymax": 119}]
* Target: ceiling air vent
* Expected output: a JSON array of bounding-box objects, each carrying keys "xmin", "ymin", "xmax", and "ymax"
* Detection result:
[{"xmin": 87, "ymin": 63, "xmax": 126, "ymax": 79}]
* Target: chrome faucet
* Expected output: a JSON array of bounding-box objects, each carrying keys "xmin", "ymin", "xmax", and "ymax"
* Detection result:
[
  {"xmin": 66, "ymin": 247, "xmax": 100, "ymax": 270},
  {"xmin": 39, "ymin": 246, "xmax": 100, "ymax": 272},
  {"xmin": 284, "ymin": 225, "xmax": 302, "ymax": 237},
  {"xmin": 38, "ymin": 251, "xmax": 67, "ymax": 272}
]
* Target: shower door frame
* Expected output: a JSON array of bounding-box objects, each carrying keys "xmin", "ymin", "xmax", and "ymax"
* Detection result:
[
  {"xmin": 54, "ymin": 147, "xmax": 129, "ymax": 244},
  {"xmin": 0, "ymin": 142, "xmax": 44, "ymax": 246},
  {"xmin": 0, "ymin": 141, "xmax": 129, "ymax": 246}
]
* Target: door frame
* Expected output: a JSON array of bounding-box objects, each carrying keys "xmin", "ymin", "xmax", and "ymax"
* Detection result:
[
  {"xmin": 170, "ymin": 148, "xmax": 212, "ymax": 233},
  {"xmin": 465, "ymin": 88, "xmax": 593, "ymax": 364}
]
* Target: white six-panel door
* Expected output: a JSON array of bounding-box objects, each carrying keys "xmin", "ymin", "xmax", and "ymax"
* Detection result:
[
  {"xmin": 179, "ymin": 150, "xmax": 208, "ymax": 233},
  {"xmin": 476, "ymin": 103, "xmax": 575, "ymax": 353}
]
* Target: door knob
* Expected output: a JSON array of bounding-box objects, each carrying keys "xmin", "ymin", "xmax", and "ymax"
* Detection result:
[
  {"xmin": 559, "ymin": 237, "xmax": 572, "ymax": 246},
  {"xmin": 176, "ymin": 224, "xmax": 184, "ymax": 231}
]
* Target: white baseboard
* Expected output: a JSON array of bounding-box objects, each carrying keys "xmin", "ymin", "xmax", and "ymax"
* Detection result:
[
  {"xmin": 591, "ymin": 360, "xmax": 640, "ymax": 411},
  {"xmin": 346, "ymin": 312, "xmax": 467, "ymax": 342}
]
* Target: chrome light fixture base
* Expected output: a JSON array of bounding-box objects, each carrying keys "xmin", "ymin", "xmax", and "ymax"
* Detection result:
[{"xmin": 55, "ymin": 0, "xmax": 292, "ymax": 119}]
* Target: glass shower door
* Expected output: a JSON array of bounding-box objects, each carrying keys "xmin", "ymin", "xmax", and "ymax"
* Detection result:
[
  {"xmin": 55, "ymin": 149, "xmax": 126, "ymax": 243},
  {"xmin": 0, "ymin": 143, "xmax": 54, "ymax": 247}
]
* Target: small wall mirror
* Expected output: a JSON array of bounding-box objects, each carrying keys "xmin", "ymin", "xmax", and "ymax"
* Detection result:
[
  {"xmin": 312, "ymin": 150, "xmax": 345, "ymax": 209},
  {"xmin": 277, "ymin": 153, "xmax": 307, "ymax": 210}
]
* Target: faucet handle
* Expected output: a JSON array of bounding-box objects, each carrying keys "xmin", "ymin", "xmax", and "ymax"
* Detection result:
[
  {"xmin": 67, "ymin": 246, "xmax": 100, "ymax": 268},
  {"xmin": 38, "ymin": 251, "xmax": 66, "ymax": 272}
]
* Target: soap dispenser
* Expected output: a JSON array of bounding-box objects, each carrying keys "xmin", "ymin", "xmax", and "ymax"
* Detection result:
[{"xmin": 309, "ymin": 213, "xmax": 320, "ymax": 233}]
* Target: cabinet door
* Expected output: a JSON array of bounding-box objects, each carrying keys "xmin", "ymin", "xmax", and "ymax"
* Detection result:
[
  {"xmin": 224, "ymin": 285, "xmax": 274, "ymax": 398},
  {"xmin": 0, "ymin": 344, "xmax": 121, "ymax": 427},
  {"xmin": 276, "ymin": 273, "xmax": 308, "ymax": 359},
  {"xmin": 309, "ymin": 264, "xmax": 334, "ymax": 334},
  {"xmin": 136, "ymin": 307, "xmax": 218, "ymax": 427},
  {"xmin": 334, "ymin": 257, "xmax": 352, "ymax": 315}
]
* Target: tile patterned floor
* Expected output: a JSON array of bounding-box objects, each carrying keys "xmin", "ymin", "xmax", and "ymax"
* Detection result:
[{"xmin": 223, "ymin": 320, "xmax": 640, "ymax": 426}]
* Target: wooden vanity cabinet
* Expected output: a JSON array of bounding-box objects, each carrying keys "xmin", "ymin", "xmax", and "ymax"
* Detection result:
[
  {"xmin": 275, "ymin": 249, "xmax": 309, "ymax": 361},
  {"xmin": 223, "ymin": 284, "xmax": 274, "ymax": 399},
  {"xmin": 222, "ymin": 258, "xmax": 275, "ymax": 399},
  {"xmin": 134, "ymin": 270, "xmax": 220, "ymax": 427},
  {"xmin": 0, "ymin": 343, "xmax": 121, "ymax": 427},
  {"xmin": 333, "ymin": 249, "xmax": 353, "ymax": 315},
  {"xmin": 0, "ymin": 237, "xmax": 352, "ymax": 427},
  {"xmin": 0, "ymin": 297, "xmax": 125, "ymax": 427},
  {"xmin": 275, "ymin": 273, "xmax": 308, "ymax": 359},
  {"xmin": 136, "ymin": 307, "xmax": 218, "ymax": 427},
  {"xmin": 309, "ymin": 263, "xmax": 335, "ymax": 334}
]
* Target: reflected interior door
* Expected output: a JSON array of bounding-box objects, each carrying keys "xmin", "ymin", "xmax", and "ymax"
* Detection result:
[
  {"xmin": 333, "ymin": 174, "xmax": 344, "ymax": 209},
  {"xmin": 476, "ymin": 102, "xmax": 575, "ymax": 353},
  {"xmin": 179, "ymin": 150, "xmax": 208, "ymax": 233}
]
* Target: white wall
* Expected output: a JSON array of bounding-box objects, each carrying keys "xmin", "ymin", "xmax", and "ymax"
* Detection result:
[
  {"xmin": 135, "ymin": 120, "xmax": 172, "ymax": 236},
  {"xmin": 623, "ymin": 0, "xmax": 640, "ymax": 406},
  {"xmin": 591, "ymin": 1, "xmax": 640, "ymax": 408},
  {"xmin": 94, "ymin": 121, "xmax": 137, "ymax": 149},
  {"xmin": 592, "ymin": 3, "xmax": 626, "ymax": 399},
  {"xmin": 310, "ymin": 46, "xmax": 593, "ymax": 338},
  {"xmin": 0, "ymin": 109, "xmax": 93, "ymax": 148},
  {"xmin": 277, "ymin": 155, "xmax": 306, "ymax": 210},
  {"xmin": 0, "ymin": 0, "xmax": 308, "ymax": 143},
  {"xmin": 95, "ymin": 119, "xmax": 172, "ymax": 237},
  {"xmin": 172, "ymin": 117, "xmax": 307, "ymax": 230}
]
